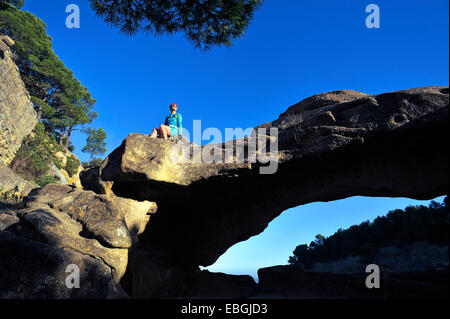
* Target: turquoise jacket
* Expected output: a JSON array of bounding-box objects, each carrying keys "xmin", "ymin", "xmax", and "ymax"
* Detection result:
[{"xmin": 165, "ymin": 112, "xmax": 183, "ymax": 136}]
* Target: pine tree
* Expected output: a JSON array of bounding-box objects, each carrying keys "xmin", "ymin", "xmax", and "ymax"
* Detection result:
[
  {"xmin": 0, "ymin": 0, "xmax": 24, "ymax": 9},
  {"xmin": 89, "ymin": 0, "xmax": 263, "ymax": 49},
  {"xmin": 82, "ymin": 128, "xmax": 107, "ymax": 162}
]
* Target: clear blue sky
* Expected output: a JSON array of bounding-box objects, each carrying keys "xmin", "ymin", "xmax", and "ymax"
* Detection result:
[{"xmin": 22, "ymin": 0, "xmax": 448, "ymax": 280}]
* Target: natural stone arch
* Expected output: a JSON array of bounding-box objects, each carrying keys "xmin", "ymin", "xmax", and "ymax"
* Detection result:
[{"xmin": 81, "ymin": 86, "xmax": 449, "ymax": 268}]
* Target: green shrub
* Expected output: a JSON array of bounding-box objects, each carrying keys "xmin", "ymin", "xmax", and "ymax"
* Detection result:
[
  {"xmin": 0, "ymin": 189, "xmax": 23, "ymax": 206},
  {"xmin": 90, "ymin": 157, "xmax": 103, "ymax": 167},
  {"xmin": 53, "ymin": 157, "xmax": 63, "ymax": 170},
  {"xmin": 11, "ymin": 122, "xmax": 62, "ymax": 182},
  {"xmin": 81, "ymin": 158, "xmax": 103, "ymax": 169},
  {"xmin": 65, "ymin": 155, "xmax": 80, "ymax": 177},
  {"xmin": 37, "ymin": 175, "xmax": 60, "ymax": 186}
]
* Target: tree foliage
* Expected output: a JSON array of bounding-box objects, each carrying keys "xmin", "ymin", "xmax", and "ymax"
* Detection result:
[
  {"xmin": 0, "ymin": 4, "xmax": 97, "ymax": 148},
  {"xmin": 10, "ymin": 122, "xmax": 83, "ymax": 184},
  {"xmin": 36, "ymin": 175, "xmax": 60, "ymax": 187},
  {"xmin": 0, "ymin": 0, "xmax": 24, "ymax": 9},
  {"xmin": 65, "ymin": 155, "xmax": 81, "ymax": 177},
  {"xmin": 82, "ymin": 128, "xmax": 107, "ymax": 162},
  {"xmin": 288, "ymin": 198, "xmax": 449, "ymax": 266},
  {"xmin": 89, "ymin": 0, "xmax": 263, "ymax": 49},
  {"xmin": 81, "ymin": 157, "xmax": 104, "ymax": 169}
]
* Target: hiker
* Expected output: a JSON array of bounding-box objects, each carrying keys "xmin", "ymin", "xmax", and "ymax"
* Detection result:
[{"xmin": 150, "ymin": 103, "xmax": 183, "ymax": 139}]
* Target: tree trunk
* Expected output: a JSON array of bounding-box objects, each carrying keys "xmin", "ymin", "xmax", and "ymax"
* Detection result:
[
  {"xmin": 59, "ymin": 130, "xmax": 65, "ymax": 146},
  {"xmin": 36, "ymin": 108, "xmax": 42, "ymax": 122},
  {"xmin": 65, "ymin": 127, "xmax": 73, "ymax": 149}
]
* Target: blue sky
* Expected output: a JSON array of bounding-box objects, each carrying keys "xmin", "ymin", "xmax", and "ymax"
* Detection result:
[{"xmin": 21, "ymin": 0, "xmax": 448, "ymax": 280}]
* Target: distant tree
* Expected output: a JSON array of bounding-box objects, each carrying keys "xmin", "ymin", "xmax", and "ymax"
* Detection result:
[
  {"xmin": 90, "ymin": 157, "xmax": 104, "ymax": 167},
  {"xmin": 288, "ymin": 198, "xmax": 449, "ymax": 266},
  {"xmin": 89, "ymin": 0, "xmax": 263, "ymax": 49},
  {"xmin": 314, "ymin": 234, "xmax": 325, "ymax": 246},
  {"xmin": 289, "ymin": 244, "xmax": 309, "ymax": 265},
  {"xmin": 429, "ymin": 200, "xmax": 445, "ymax": 210},
  {"xmin": 82, "ymin": 128, "xmax": 107, "ymax": 162},
  {"xmin": 47, "ymin": 78, "xmax": 98, "ymax": 148}
]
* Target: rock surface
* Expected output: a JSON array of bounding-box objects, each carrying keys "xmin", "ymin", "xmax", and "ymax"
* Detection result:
[
  {"xmin": 0, "ymin": 184, "xmax": 156, "ymax": 298},
  {"xmin": 255, "ymin": 265, "xmax": 448, "ymax": 298},
  {"xmin": 82, "ymin": 86, "xmax": 449, "ymax": 268},
  {"xmin": 1, "ymin": 85, "xmax": 448, "ymax": 298},
  {"xmin": 0, "ymin": 230, "xmax": 126, "ymax": 298},
  {"xmin": 0, "ymin": 36, "xmax": 38, "ymax": 166},
  {"xmin": 305, "ymin": 242, "xmax": 449, "ymax": 277},
  {"xmin": 122, "ymin": 248, "xmax": 257, "ymax": 299},
  {"xmin": 53, "ymin": 149, "xmax": 84, "ymax": 187},
  {"xmin": 0, "ymin": 163, "xmax": 36, "ymax": 196},
  {"xmin": 25, "ymin": 185, "xmax": 133, "ymax": 249}
]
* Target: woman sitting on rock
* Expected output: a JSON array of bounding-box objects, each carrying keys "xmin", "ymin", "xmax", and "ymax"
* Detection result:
[{"xmin": 150, "ymin": 103, "xmax": 183, "ymax": 139}]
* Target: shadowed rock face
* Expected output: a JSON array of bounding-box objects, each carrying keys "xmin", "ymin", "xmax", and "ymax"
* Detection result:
[
  {"xmin": 1, "ymin": 86, "xmax": 447, "ymax": 299},
  {"xmin": 121, "ymin": 248, "xmax": 257, "ymax": 299},
  {"xmin": 0, "ymin": 184, "xmax": 156, "ymax": 298},
  {"xmin": 81, "ymin": 86, "xmax": 449, "ymax": 268},
  {"xmin": 255, "ymin": 265, "xmax": 448, "ymax": 299},
  {"xmin": 0, "ymin": 230, "xmax": 124, "ymax": 299}
]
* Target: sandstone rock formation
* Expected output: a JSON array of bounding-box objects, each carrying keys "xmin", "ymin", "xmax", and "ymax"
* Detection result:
[
  {"xmin": 304, "ymin": 242, "xmax": 449, "ymax": 276},
  {"xmin": 1, "ymin": 35, "xmax": 83, "ymax": 193},
  {"xmin": 0, "ymin": 184, "xmax": 156, "ymax": 298},
  {"xmin": 0, "ymin": 230, "xmax": 124, "ymax": 298},
  {"xmin": 0, "ymin": 36, "xmax": 38, "ymax": 166},
  {"xmin": 82, "ymin": 86, "xmax": 449, "ymax": 268},
  {"xmin": 0, "ymin": 35, "xmax": 39, "ymax": 200},
  {"xmin": 122, "ymin": 248, "xmax": 256, "ymax": 299},
  {"xmin": 0, "ymin": 85, "xmax": 448, "ymax": 298},
  {"xmin": 255, "ymin": 265, "xmax": 448, "ymax": 298},
  {"xmin": 53, "ymin": 149, "xmax": 84, "ymax": 187},
  {"xmin": 0, "ymin": 162, "xmax": 36, "ymax": 196}
]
